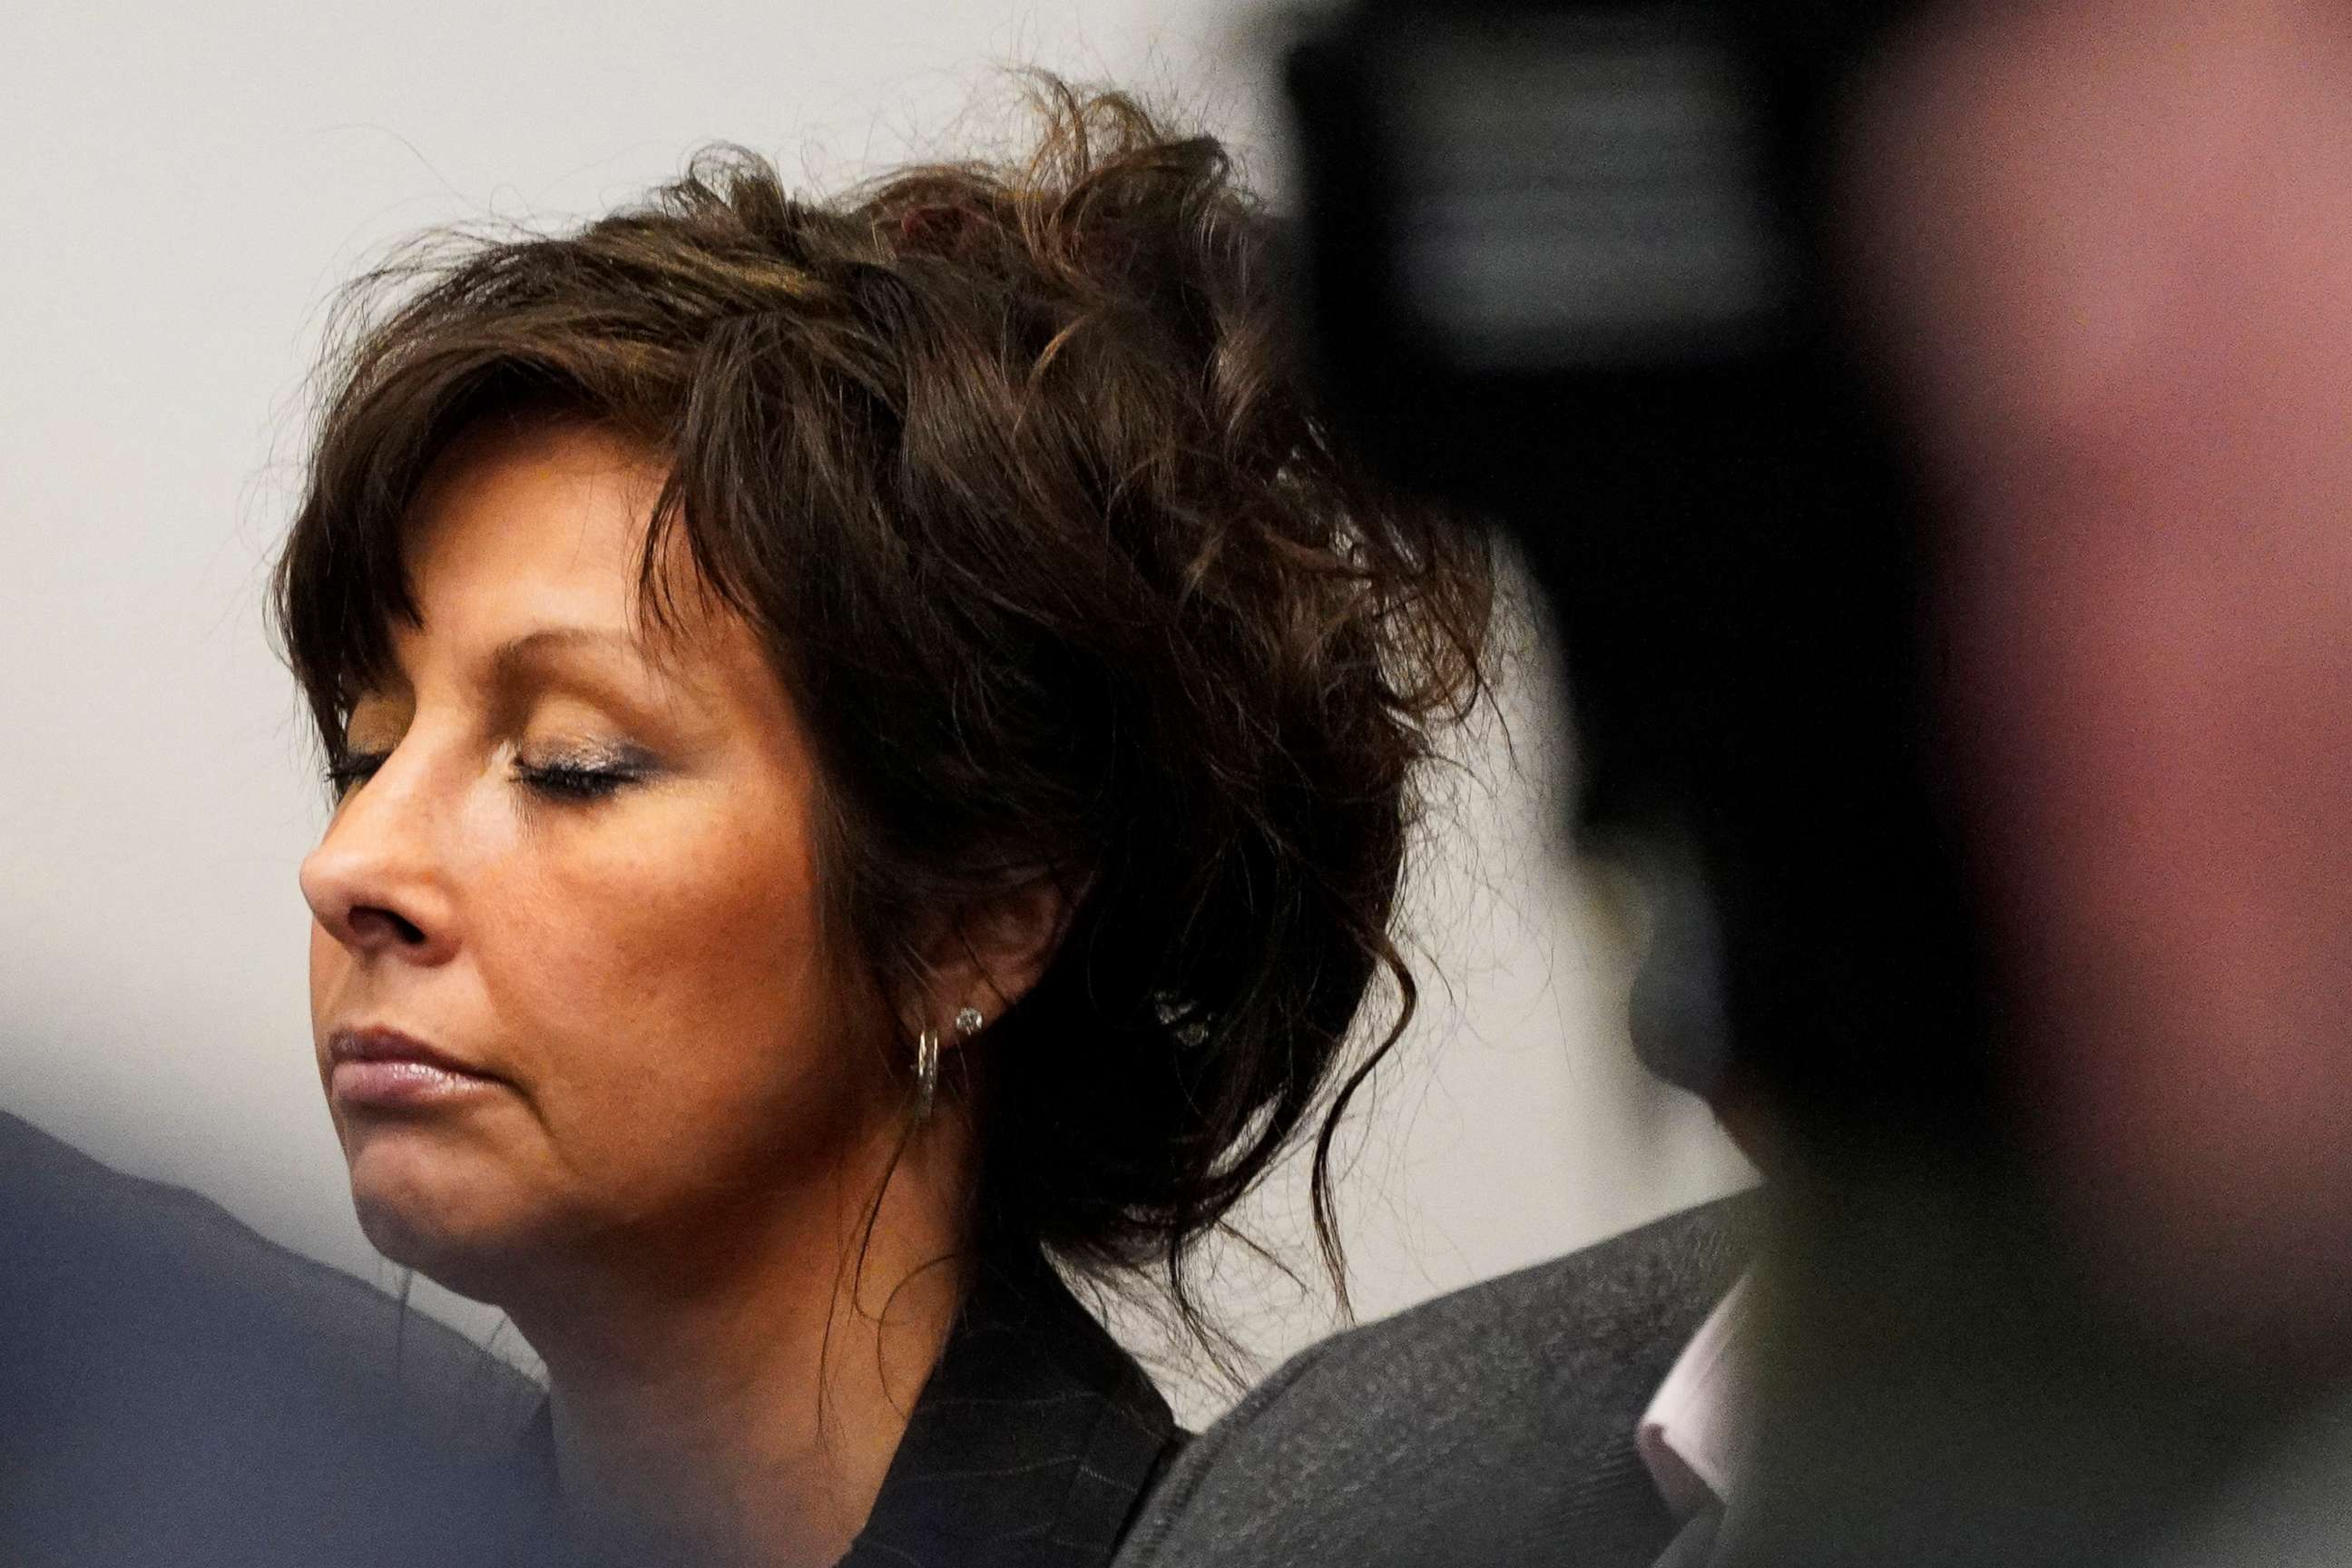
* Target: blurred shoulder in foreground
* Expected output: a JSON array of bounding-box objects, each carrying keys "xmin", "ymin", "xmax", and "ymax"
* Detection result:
[
  {"xmin": 1116, "ymin": 1195, "xmax": 1752, "ymax": 1568},
  {"xmin": 0, "ymin": 1108, "xmax": 551, "ymax": 1566}
]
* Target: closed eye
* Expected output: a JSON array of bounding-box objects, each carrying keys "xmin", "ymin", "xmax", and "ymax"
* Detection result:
[
  {"xmin": 514, "ymin": 753, "xmax": 651, "ymax": 804},
  {"xmin": 324, "ymin": 750, "xmax": 388, "ymax": 799}
]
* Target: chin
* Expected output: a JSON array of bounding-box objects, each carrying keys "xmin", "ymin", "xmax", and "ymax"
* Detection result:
[{"xmin": 342, "ymin": 1130, "xmax": 541, "ymax": 1305}]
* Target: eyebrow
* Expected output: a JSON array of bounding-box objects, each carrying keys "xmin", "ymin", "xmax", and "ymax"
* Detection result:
[
  {"xmin": 344, "ymin": 625, "xmax": 675, "ymax": 730},
  {"xmin": 487, "ymin": 625, "xmax": 648, "ymax": 687}
]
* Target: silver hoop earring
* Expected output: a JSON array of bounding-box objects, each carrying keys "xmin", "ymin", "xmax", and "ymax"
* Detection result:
[
  {"xmin": 914, "ymin": 1028, "xmax": 941, "ymax": 1121},
  {"xmin": 954, "ymin": 1005, "xmax": 985, "ymax": 1040}
]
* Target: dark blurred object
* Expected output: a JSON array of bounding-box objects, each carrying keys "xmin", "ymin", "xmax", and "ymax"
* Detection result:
[
  {"xmin": 0, "ymin": 1107, "xmax": 552, "ymax": 1566},
  {"xmin": 1281, "ymin": 0, "xmax": 1988, "ymax": 1160}
]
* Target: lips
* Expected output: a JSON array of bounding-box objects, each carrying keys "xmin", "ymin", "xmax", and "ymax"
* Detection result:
[{"xmin": 325, "ymin": 1026, "xmax": 505, "ymax": 1109}]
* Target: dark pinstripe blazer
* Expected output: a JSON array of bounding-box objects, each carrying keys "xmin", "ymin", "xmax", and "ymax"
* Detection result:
[
  {"xmin": 840, "ymin": 1249, "xmax": 1181, "ymax": 1568},
  {"xmin": 521, "ymin": 1247, "xmax": 1181, "ymax": 1568}
]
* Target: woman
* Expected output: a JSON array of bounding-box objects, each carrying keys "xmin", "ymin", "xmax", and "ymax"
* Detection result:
[{"xmin": 273, "ymin": 86, "xmax": 1489, "ymax": 1568}]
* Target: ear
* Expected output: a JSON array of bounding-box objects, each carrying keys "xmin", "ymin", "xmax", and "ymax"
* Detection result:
[{"xmin": 914, "ymin": 873, "xmax": 1077, "ymax": 1037}]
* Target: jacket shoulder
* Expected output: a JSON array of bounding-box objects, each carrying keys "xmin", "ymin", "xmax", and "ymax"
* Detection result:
[
  {"xmin": 1116, "ymin": 1194, "xmax": 1755, "ymax": 1568},
  {"xmin": 0, "ymin": 1109, "xmax": 538, "ymax": 1439},
  {"xmin": 0, "ymin": 1109, "xmax": 554, "ymax": 1563}
]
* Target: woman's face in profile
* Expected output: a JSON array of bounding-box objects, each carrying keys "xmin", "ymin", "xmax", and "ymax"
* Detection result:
[{"xmin": 299, "ymin": 420, "xmax": 885, "ymax": 1299}]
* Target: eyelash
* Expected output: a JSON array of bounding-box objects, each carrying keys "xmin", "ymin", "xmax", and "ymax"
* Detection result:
[
  {"xmin": 516, "ymin": 759, "xmax": 638, "ymax": 802},
  {"xmin": 323, "ymin": 753, "xmax": 384, "ymax": 798},
  {"xmin": 321, "ymin": 751, "xmax": 643, "ymax": 804}
]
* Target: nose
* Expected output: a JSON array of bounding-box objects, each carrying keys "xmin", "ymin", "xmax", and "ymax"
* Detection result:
[{"xmin": 299, "ymin": 747, "xmax": 461, "ymax": 966}]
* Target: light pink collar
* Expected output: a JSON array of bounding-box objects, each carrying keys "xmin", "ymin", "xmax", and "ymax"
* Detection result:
[{"xmin": 1636, "ymin": 1273, "xmax": 1754, "ymax": 1518}]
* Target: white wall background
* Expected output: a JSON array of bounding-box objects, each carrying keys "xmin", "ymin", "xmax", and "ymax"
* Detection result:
[{"xmin": 0, "ymin": 0, "xmax": 1749, "ymax": 1424}]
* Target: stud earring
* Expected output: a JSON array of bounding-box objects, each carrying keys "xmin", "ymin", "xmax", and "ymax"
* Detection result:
[{"xmin": 954, "ymin": 1005, "xmax": 985, "ymax": 1040}]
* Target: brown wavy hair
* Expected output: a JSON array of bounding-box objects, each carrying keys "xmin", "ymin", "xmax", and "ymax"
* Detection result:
[{"xmin": 272, "ymin": 82, "xmax": 1493, "ymax": 1353}]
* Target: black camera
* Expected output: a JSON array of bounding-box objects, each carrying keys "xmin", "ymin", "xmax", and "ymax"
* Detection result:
[{"xmin": 1279, "ymin": 0, "xmax": 1989, "ymax": 1143}]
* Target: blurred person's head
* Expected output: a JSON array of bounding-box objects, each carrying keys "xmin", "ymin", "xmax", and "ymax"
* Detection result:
[
  {"xmin": 1843, "ymin": 0, "xmax": 2352, "ymax": 1377},
  {"xmin": 271, "ymin": 86, "xmax": 1491, "ymax": 1358}
]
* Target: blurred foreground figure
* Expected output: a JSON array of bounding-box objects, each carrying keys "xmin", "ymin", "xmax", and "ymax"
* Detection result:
[
  {"xmin": 1125, "ymin": 1, "xmax": 2352, "ymax": 1564},
  {"xmin": 1856, "ymin": 3, "xmax": 2352, "ymax": 1562},
  {"xmin": 0, "ymin": 1107, "xmax": 545, "ymax": 1565}
]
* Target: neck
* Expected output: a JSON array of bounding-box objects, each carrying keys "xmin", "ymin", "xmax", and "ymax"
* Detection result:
[{"xmin": 512, "ymin": 1127, "xmax": 971, "ymax": 1568}]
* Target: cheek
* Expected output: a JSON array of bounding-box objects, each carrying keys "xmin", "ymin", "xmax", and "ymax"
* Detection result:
[{"xmin": 476, "ymin": 802, "xmax": 878, "ymax": 1197}]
